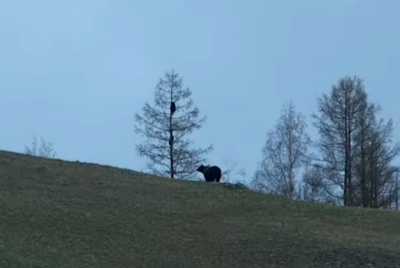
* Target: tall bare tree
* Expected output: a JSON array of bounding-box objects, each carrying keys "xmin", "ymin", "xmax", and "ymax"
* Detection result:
[
  {"xmin": 254, "ymin": 103, "xmax": 310, "ymax": 199},
  {"xmin": 135, "ymin": 71, "xmax": 212, "ymax": 179},
  {"xmin": 353, "ymin": 100, "xmax": 377, "ymax": 207},
  {"xmin": 314, "ymin": 77, "xmax": 367, "ymax": 206},
  {"xmin": 360, "ymin": 117, "xmax": 399, "ymax": 208},
  {"xmin": 315, "ymin": 76, "xmax": 400, "ymax": 207}
]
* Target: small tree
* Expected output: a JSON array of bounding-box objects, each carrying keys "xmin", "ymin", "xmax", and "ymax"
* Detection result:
[
  {"xmin": 222, "ymin": 160, "xmax": 248, "ymax": 184},
  {"xmin": 254, "ymin": 103, "xmax": 310, "ymax": 199},
  {"xmin": 25, "ymin": 136, "xmax": 57, "ymax": 158},
  {"xmin": 135, "ymin": 70, "xmax": 212, "ymax": 179},
  {"xmin": 302, "ymin": 164, "xmax": 337, "ymax": 204}
]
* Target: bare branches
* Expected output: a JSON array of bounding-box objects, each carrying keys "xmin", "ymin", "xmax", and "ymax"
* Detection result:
[
  {"xmin": 314, "ymin": 77, "xmax": 367, "ymax": 206},
  {"xmin": 135, "ymin": 70, "xmax": 212, "ymax": 179},
  {"xmin": 314, "ymin": 76, "xmax": 400, "ymax": 208},
  {"xmin": 254, "ymin": 103, "xmax": 310, "ymax": 199},
  {"xmin": 25, "ymin": 136, "xmax": 57, "ymax": 159}
]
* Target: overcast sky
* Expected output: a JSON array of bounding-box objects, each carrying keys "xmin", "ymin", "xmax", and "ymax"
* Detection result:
[{"xmin": 1, "ymin": 1, "xmax": 400, "ymax": 181}]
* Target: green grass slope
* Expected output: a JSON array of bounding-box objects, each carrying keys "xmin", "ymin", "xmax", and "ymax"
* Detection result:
[{"xmin": 0, "ymin": 151, "xmax": 400, "ymax": 268}]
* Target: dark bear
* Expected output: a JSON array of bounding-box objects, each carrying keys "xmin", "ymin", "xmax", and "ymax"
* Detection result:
[
  {"xmin": 197, "ymin": 165, "xmax": 222, "ymax": 183},
  {"xmin": 170, "ymin": 102, "xmax": 176, "ymax": 115}
]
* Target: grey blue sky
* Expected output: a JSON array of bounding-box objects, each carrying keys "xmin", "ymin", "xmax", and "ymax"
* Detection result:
[{"xmin": 1, "ymin": 1, "xmax": 400, "ymax": 180}]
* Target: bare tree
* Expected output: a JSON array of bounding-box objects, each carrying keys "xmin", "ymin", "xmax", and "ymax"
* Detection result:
[
  {"xmin": 222, "ymin": 160, "xmax": 248, "ymax": 184},
  {"xmin": 254, "ymin": 103, "xmax": 310, "ymax": 199},
  {"xmin": 302, "ymin": 164, "xmax": 326, "ymax": 203},
  {"xmin": 135, "ymin": 70, "xmax": 212, "ymax": 179},
  {"xmin": 25, "ymin": 136, "xmax": 57, "ymax": 158},
  {"xmin": 314, "ymin": 76, "xmax": 400, "ymax": 208},
  {"xmin": 301, "ymin": 163, "xmax": 340, "ymax": 204},
  {"xmin": 314, "ymin": 77, "xmax": 367, "ymax": 206},
  {"xmin": 360, "ymin": 117, "xmax": 399, "ymax": 208},
  {"xmin": 353, "ymin": 100, "xmax": 377, "ymax": 207}
]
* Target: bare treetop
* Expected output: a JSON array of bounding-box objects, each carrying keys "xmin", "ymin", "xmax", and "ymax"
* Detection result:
[{"xmin": 135, "ymin": 71, "xmax": 212, "ymax": 179}]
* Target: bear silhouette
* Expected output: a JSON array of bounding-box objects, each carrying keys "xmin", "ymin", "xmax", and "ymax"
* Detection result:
[{"xmin": 197, "ymin": 165, "xmax": 222, "ymax": 183}]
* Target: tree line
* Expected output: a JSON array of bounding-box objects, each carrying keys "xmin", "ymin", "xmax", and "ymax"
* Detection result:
[
  {"xmin": 252, "ymin": 77, "xmax": 399, "ymax": 209},
  {"xmin": 135, "ymin": 71, "xmax": 400, "ymax": 209}
]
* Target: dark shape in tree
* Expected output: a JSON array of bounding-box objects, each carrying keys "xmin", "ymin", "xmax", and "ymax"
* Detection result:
[
  {"xmin": 170, "ymin": 102, "xmax": 176, "ymax": 115},
  {"xmin": 135, "ymin": 70, "xmax": 212, "ymax": 179},
  {"xmin": 197, "ymin": 165, "xmax": 222, "ymax": 182}
]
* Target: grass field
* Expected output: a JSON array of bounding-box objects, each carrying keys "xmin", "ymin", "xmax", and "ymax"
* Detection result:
[{"xmin": 0, "ymin": 150, "xmax": 399, "ymax": 267}]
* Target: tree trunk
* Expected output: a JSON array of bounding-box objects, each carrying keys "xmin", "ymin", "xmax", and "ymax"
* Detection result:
[
  {"xmin": 169, "ymin": 89, "xmax": 175, "ymax": 179},
  {"xmin": 396, "ymin": 172, "xmax": 399, "ymax": 210},
  {"xmin": 344, "ymin": 89, "xmax": 350, "ymax": 206},
  {"xmin": 288, "ymin": 122, "xmax": 294, "ymax": 199},
  {"xmin": 358, "ymin": 111, "xmax": 369, "ymax": 207},
  {"xmin": 360, "ymin": 139, "xmax": 368, "ymax": 207}
]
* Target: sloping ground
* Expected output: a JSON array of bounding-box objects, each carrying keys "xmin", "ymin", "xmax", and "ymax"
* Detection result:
[{"xmin": 0, "ymin": 150, "xmax": 399, "ymax": 268}]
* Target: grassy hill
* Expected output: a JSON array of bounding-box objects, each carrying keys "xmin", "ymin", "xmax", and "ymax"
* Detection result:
[{"xmin": 0, "ymin": 151, "xmax": 399, "ymax": 268}]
